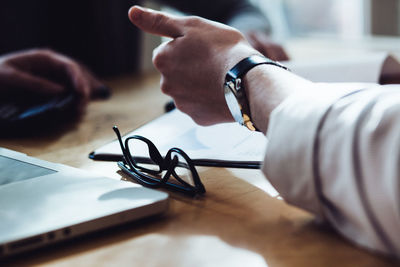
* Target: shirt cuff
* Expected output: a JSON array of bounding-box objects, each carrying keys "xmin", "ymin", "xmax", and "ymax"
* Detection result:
[{"xmin": 262, "ymin": 86, "xmax": 358, "ymax": 216}]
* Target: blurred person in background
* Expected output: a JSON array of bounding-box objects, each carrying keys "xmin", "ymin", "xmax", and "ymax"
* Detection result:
[{"xmin": 0, "ymin": 0, "xmax": 288, "ymax": 120}]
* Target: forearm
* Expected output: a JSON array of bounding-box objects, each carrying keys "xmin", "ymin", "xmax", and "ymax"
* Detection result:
[{"xmin": 263, "ymin": 84, "xmax": 400, "ymax": 257}]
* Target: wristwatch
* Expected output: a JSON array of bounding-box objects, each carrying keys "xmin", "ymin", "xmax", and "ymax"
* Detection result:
[{"xmin": 224, "ymin": 55, "xmax": 289, "ymax": 131}]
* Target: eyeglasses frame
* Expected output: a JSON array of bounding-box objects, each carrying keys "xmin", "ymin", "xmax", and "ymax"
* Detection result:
[{"xmin": 113, "ymin": 126, "xmax": 206, "ymax": 196}]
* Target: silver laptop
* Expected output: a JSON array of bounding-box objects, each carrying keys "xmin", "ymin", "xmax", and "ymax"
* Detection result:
[{"xmin": 0, "ymin": 147, "xmax": 168, "ymax": 258}]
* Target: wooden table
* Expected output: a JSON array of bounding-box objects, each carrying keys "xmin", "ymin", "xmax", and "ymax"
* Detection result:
[{"xmin": 1, "ymin": 39, "xmax": 399, "ymax": 266}]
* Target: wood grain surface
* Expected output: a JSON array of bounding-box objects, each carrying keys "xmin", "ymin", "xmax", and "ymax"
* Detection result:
[{"xmin": 1, "ymin": 56, "xmax": 398, "ymax": 266}]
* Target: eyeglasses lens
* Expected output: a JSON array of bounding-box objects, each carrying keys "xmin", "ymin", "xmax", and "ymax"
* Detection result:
[
  {"xmin": 127, "ymin": 138, "xmax": 160, "ymax": 173},
  {"xmin": 170, "ymin": 151, "xmax": 195, "ymax": 187}
]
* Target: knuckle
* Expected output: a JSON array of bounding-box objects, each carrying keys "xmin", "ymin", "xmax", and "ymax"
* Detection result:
[
  {"xmin": 184, "ymin": 16, "xmax": 202, "ymax": 27},
  {"xmin": 1, "ymin": 64, "xmax": 15, "ymax": 74},
  {"xmin": 152, "ymin": 52, "xmax": 160, "ymax": 68},
  {"xmin": 173, "ymin": 101, "xmax": 184, "ymax": 111},
  {"xmin": 27, "ymin": 48, "xmax": 59, "ymax": 63},
  {"xmin": 36, "ymin": 48, "xmax": 55, "ymax": 57},
  {"xmin": 151, "ymin": 14, "xmax": 166, "ymax": 32},
  {"xmin": 230, "ymin": 29, "xmax": 245, "ymax": 41},
  {"xmin": 175, "ymin": 104, "xmax": 194, "ymax": 120},
  {"xmin": 190, "ymin": 113, "xmax": 208, "ymax": 126},
  {"xmin": 152, "ymin": 54, "xmax": 163, "ymax": 71},
  {"xmin": 159, "ymin": 79, "xmax": 172, "ymax": 95},
  {"xmin": 171, "ymin": 103, "xmax": 207, "ymax": 126},
  {"xmin": 152, "ymin": 51, "xmax": 168, "ymax": 72}
]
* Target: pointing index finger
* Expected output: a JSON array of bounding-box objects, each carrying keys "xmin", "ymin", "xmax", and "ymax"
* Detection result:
[{"xmin": 128, "ymin": 6, "xmax": 184, "ymax": 38}]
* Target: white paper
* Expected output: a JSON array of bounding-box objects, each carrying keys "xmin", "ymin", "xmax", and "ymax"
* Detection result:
[
  {"xmin": 94, "ymin": 53, "xmax": 400, "ymax": 165},
  {"xmin": 95, "ymin": 110, "xmax": 267, "ymax": 163}
]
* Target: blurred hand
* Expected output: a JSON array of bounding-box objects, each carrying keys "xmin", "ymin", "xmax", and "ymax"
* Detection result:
[
  {"xmin": 129, "ymin": 6, "xmax": 260, "ymax": 126},
  {"xmin": 246, "ymin": 31, "xmax": 289, "ymax": 62},
  {"xmin": 0, "ymin": 49, "xmax": 109, "ymax": 109}
]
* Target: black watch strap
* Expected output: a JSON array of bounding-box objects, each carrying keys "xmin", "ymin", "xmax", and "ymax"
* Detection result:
[
  {"xmin": 226, "ymin": 55, "xmax": 289, "ymax": 82},
  {"xmin": 224, "ymin": 55, "xmax": 289, "ymax": 131}
]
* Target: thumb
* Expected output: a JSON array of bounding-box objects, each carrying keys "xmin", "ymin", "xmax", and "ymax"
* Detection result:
[{"xmin": 128, "ymin": 5, "xmax": 183, "ymax": 38}]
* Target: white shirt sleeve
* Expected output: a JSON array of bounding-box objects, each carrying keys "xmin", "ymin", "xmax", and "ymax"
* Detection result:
[{"xmin": 263, "ymin": 84, "xmax": 400, "ymax": 257}]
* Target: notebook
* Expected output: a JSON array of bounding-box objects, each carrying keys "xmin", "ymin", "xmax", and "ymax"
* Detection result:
[{"xmin": 89, "ymin": 109, "xmax": 267, "ymax": 169}]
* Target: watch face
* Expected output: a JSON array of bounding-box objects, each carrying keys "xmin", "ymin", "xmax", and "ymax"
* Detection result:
[{"xmin": 224, "ymin": 84, "xmax": 244, "ymax": 125}]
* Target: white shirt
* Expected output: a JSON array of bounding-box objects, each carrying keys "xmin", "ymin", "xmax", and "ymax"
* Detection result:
[{"xmin": 263, "ymin": 84, "xmax": 400, "ymax": 257}]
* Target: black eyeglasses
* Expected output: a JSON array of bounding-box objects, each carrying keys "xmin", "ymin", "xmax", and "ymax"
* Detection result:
[{"xmin": 113, "ymin": 126, "xmax": 206, "ymax": 196}]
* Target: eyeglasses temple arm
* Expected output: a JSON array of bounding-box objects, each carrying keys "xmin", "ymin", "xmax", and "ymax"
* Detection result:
[{"xmin": 113, "ymin": 126, "xmax": 134, "ymax": 165}]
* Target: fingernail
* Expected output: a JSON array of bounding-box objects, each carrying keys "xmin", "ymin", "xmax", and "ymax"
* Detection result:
[{"xmin": 129, "ymin": 6, "xmax": 144, "ymax": 21}]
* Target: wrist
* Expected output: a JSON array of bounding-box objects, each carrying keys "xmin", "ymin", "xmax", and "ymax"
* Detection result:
[
  {"xmin": 224, "ymin": 54, "xmax": 291, "ymax": 132},
  {"xmin": 243, "ymin": 64, "xmax": 312, "ymax": 133},
  {"xmin": 242, "ymin": 65, "xmax": 280, "ymax": 133}
]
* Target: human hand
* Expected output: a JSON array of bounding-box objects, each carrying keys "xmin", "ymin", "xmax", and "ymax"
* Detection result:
[
  {"xmin": 246, "ymin": 31, "xmax": 289, "ymax": 62},
  {"xmin": 0, "ymin": 49, "xmax": 109, "ymax": 109},
  {"xmin": 129, "ymin": 6, "xmax": 260, "ymax": 126}
]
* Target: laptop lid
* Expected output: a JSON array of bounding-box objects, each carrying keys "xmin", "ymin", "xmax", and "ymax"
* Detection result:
[{"xmin": 0, "ymin": 148, "xmax": 168, "ymax": 258}]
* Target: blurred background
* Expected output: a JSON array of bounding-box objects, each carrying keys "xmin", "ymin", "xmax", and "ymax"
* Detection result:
[
  {"xmin": 253, "ymin": 0, "xmax": 399, "ymax": 39},
  {"xmin": 139, "ymin": 0, "xmax": 399, "ymax": 72},
  {"xmin": 1, "ymin": 0, "xmax": 400, "ymax": 135},
  {"xmin": 2, "ymin": 0, "xmax": 400, "ymax": 76}
]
